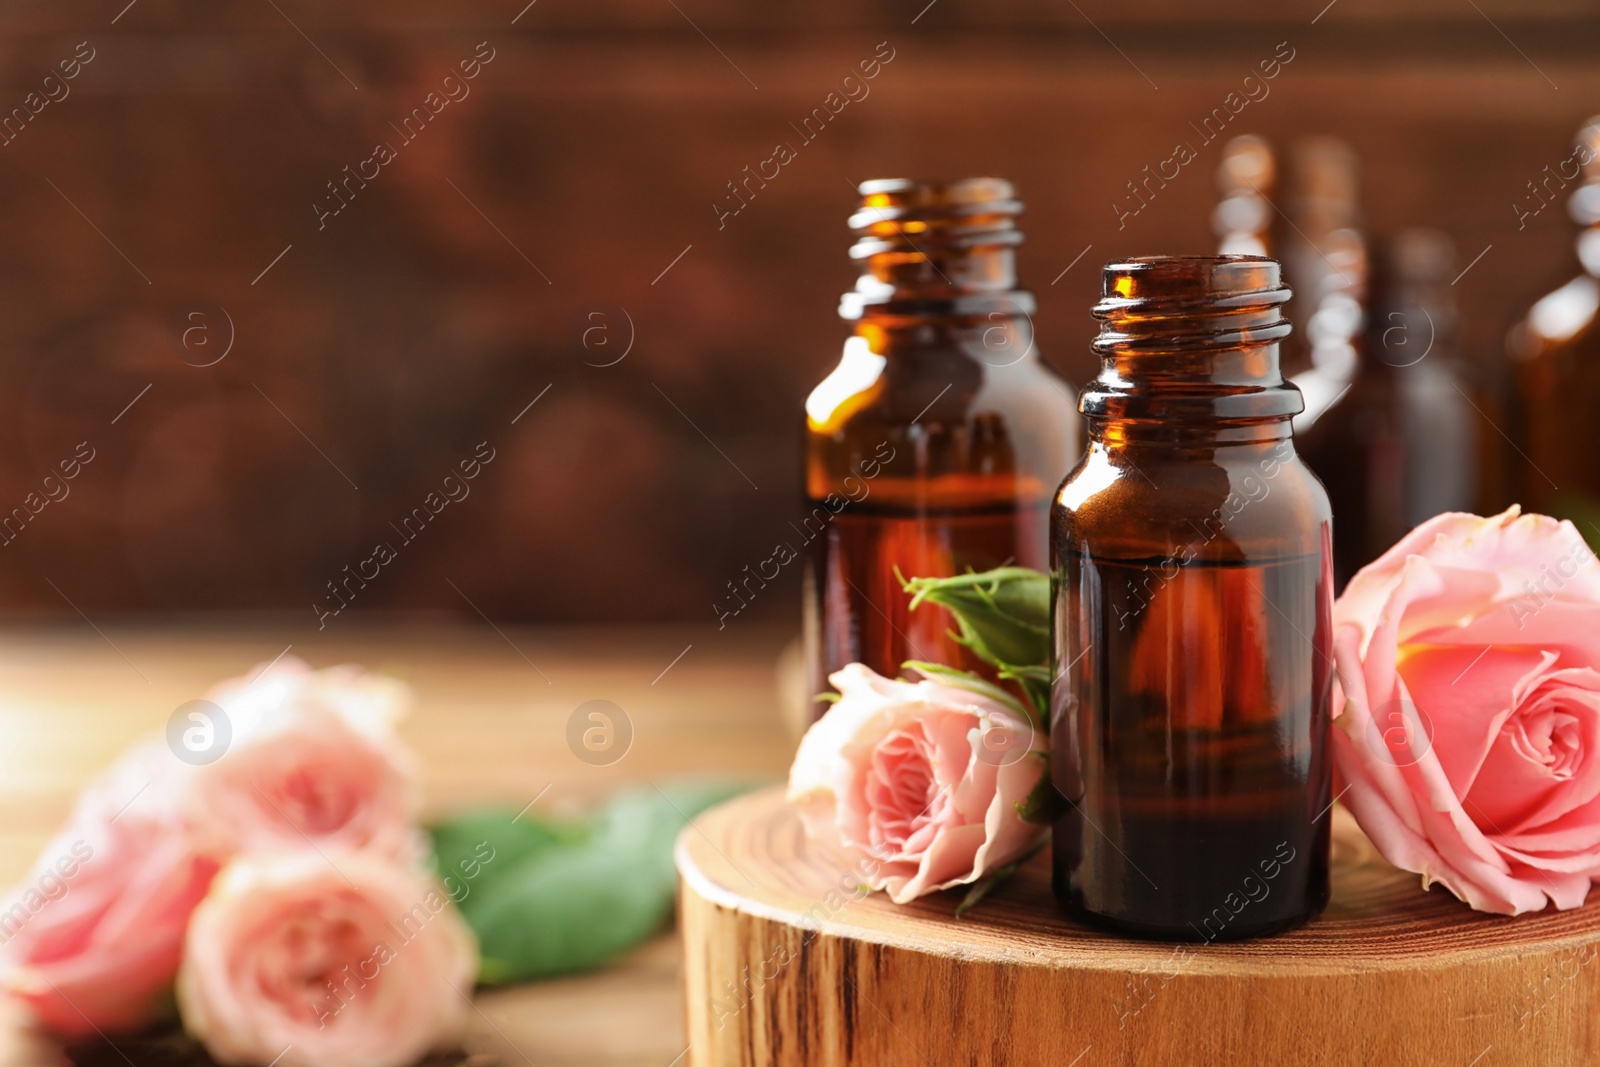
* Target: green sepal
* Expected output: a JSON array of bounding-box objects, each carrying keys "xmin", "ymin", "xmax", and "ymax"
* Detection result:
[
  {"xmin": 996, "ymin": 664, "xmax": 1052, "ymax": 728},
  {"xmin": 902, "ymin": 660, "xmax": 1032, "ymax": 723},
  {"xmin": 901, "ymin": 567, "xmax": 1051, "ymax": 672},
  {"xmin": 1013, "ymin": 754, "xmax": 1062, "ymax": 825},
  {"xmin": 954, "ymin": 838, "xmax": 1047, "ymax": 917}
]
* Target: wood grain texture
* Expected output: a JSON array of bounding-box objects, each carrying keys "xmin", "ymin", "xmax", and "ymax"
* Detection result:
[
  {"xmin": 678, "ymin": 786, "xmax": 1600, "ymax": 1067},
  {"xmin": 0, "ymin": 4, "xmax": 1593, "ymax": 621}
]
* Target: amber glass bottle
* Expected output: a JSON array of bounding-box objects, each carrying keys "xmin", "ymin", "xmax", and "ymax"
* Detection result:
[
  {"xmin": 803, "ymin": 178, "xmax": 1079, "ymax": 707},
  {"xmin": 1051, "ymin": 255, "xmax": 1333, "ymax": 941},
  {"xmin": 1212, "ymin": 135, "xmax": 1278, "ymax": 259},
  {"xmin": 1298, "ymin": 231, "xmax": 1479, "ymax": 587},
  {"xmin": 1281, "ymin": 137, "xmax": 1365, "ymax": 417},
  {"xmin": 1508, "ymin": 116, "xmax": 1600, "ymax": 539}
]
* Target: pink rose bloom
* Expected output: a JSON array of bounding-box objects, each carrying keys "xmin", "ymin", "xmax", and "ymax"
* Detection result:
[
  {"xmin": 0, "ymin": 741, "xmax": 219, "ymax": 1037},
  {"xmin": 1333, "ymin": 506, "xmax": 1600, "ymax": 914},
  {"xmin": 787, "ymin": 663, "xmax": 1047, "ymax": 903},
  {"xmin": 178, "ymin": 851, "xmax": 477, "ymax": 1067},
  {"xmin": 186, "ymin": 659, "xmax": 420, "ymax": 862},
  {"xmin": 1, "ymin": 658, "xmax": 423, "ymax": 1038}
]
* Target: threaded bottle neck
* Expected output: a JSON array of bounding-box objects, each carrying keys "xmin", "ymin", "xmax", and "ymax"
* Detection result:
[
  {"xmin": 839, "ymin": 177, "xmax": 1035, "ymax": 320},
  {"xmin": 1082, "ymin": 255, "xmax": 1303, "ymax": 423}
]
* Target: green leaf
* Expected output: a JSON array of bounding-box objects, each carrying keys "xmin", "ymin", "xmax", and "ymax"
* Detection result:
[
  {"xmin": 593, "ymin": 782, "xmax": 752, "ymax": 892},
  {"xmin": 902, "ymin": 567, "xmax": 1052, "ymax": 672},
  {"xmin": 438, "ymin": 781, "xmax": 754, "ymax": 984},
  {"xmin": 467, "ymin": 840, "xmax": 677, "ymax": 983},
  {"xmin": 429, "ymin": 809, "xmax": 582, "ymax": 893}
]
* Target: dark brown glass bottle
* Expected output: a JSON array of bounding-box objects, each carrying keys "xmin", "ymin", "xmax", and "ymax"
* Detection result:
[
  {"xmin": 1508, "ymin": 116, "xmax": 1600, "ymax": 539},
  {"xmin": 1298, "ymin": 231, "xmax": 1480, "ymax": 588},
  {"xmin": 1051, "ymin": 255, "xmax": 1333, "ymax": 941},
  {"xmin": 803, "ymin": 178, "xmax": 1079, "ymax": 708}
]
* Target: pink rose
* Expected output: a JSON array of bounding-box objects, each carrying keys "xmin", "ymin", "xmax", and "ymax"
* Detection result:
[
  {"xmin": 185, "ymin": 659, "xmax": 420, "ymax": 862},
  {"xmin": 178, "ymin": 851, "xmax": 478, "ymax": 1067},
  {"xmin": 787, "ymin": 664, "xmax": 1047, "ymax": 903},
  {"xmin": 1332, "ymin": 506, "xmax": 1600, "ymax": 914},
  {"xmin": 0, "ymin": 741, "xmax": 219, "ymax": 1037},
  {"xmin": 1, "ymin": 658, "xmax": 424, "ymax": 1038}
]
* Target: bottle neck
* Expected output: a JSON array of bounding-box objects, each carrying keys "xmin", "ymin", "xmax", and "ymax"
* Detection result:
[
  {"xmin": 1080, "ymin": 255, "xmax": 1304, "ymax": 425},
  {"xmin": 1087, "ymin": 416, "xmax": 1294, "ymax": 452},
  {"xmin": 1362, "ymin": 230, "xmax": 1456, "ymax": 372},
  {"xmin": 839, "ymin": 177, "xmax": 1036, "ymax": 321}
]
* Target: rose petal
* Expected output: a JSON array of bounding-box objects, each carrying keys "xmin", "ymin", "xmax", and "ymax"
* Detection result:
[
  {"xmin": 177, "ymin": 852, "xmax": 477, "ymax": 1067},
  {"xmin": 788, "ymin": 665, "xmax": 1046, "ymax": 905},
  {"xmin": 1331, "ymin": 508, "xmax": 1600, "ymax": 914},
  {"xmin": 1395, "ymin": 645, "xmax": 1549, "ymax": 800}
]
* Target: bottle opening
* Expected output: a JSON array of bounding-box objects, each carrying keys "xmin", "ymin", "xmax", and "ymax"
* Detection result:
[
  {"xmin": 840, "ymin": 177, "xmax": 1034, "ymax": 320},
  {"xmin": 1096, "ymin": 255, "xmax": 1291, "ymax": 326},
  {"xmin": 1083, "ymin": 254, "xmax": 1302, "ymax": 422}
]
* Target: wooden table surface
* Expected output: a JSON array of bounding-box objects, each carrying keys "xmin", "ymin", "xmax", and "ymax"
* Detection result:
[{"xmin": 0, "ymin": 620, "xmax": 799, "ymax": 1067}]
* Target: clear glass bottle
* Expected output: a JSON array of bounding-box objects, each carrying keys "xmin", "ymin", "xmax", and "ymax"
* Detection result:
[
  {"xmin": 1508, "ymin": 116, "xmax": 1600, "ymax": 541},
  {"xmin": 1051, "ymin": 255, "xmax": 1333, "ymax": 941},
  {"xmin": 802, "ymin": 178, "xmax": 1080, "ymax": 709}
]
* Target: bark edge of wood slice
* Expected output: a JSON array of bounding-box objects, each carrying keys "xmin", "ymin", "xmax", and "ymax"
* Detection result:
[{"xmin": 677, "ymin": 785, "xmax": 1600, "ymax": 1067}]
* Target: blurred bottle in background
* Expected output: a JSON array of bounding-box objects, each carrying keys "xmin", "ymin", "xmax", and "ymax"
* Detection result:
[
  {"xmin": 1297, "ymin": 231, "xmax": 1480, "ymax": 587},
  {"xmin": 1507, "ymin": 116, "xmax": 1600, "ymax": 544},
  {"xmin": 1214, "ymin": 135, "xmax": 1366, "ymax": 423},
  {"xmin": 1215, "ymin": 135, "xmax": 1497, "ymax": 587},
  {"xmin": 1213, "ymin": 135, "xmax": 1279, "ymax": 259},
  {"xmin": 1279, "ymin": 137, "xmax": 1366, "ymax": 422},
  {"xmin": 801, "ymin": 178, "xmax": 1079, "ymax": 712}
]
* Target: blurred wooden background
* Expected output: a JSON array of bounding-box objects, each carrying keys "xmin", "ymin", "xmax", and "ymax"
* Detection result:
[{"xmin": 0, "ymin": 0, "xmax": 1594, "ymax": 622}]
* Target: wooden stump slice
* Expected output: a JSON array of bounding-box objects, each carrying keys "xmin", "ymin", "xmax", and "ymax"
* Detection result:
[{"xmin": 677, "ymin": 786, "xmax": 1600, "ymax": 1067}]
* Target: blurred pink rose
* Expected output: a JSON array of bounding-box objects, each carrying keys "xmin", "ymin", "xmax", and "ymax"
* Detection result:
[
  {"xmin": 0, "ymin": 741, "xmax": 218, "ymax": 1037},
  {"xmin": 178, "ymin": 851, "xmax": 478, "ymax": 1067},
  {"xmin": 186, "ymin": 659, "xmax": 420, "ymax": 862},
  {"xmin": 787, "ymin": 663, "xmax": 1047, "ymax": 904},
  {"xmin": 1, "ymin": 658, "xmax": 423, "ymax": 1039},
  {"xmin": 1333, "ymin": 506, "xmax": 1600, "ymax": 914}
]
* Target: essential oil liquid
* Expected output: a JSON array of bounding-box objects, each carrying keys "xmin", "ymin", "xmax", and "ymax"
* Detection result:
[
  {"xmin": 1051, "ymin": 550, "xmax": 1332, "ymax": 941},
  {"xmin": 803, "ymin": 496, "xmax": 1051, "ymax": 705},
  {"xmin": 803, "ymin": 178, "xmax": 1079, "ymax": 714}
]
